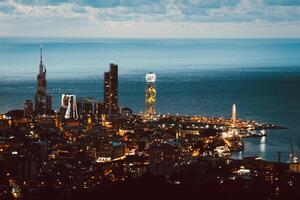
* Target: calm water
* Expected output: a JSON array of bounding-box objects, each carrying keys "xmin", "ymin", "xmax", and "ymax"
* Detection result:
[{"xmin": 0, "ymin": 37, "xmax": 300, "ymax": 162}]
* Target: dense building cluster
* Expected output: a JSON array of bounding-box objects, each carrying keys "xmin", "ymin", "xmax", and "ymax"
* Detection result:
[{"xmin": 1, "ymin": 48, "xmax": 300, "ymax": 200}]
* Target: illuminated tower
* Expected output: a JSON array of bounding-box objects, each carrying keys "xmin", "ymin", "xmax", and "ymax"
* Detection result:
[
  {"xmin": 35, "ymin": 46, "xmax": 47, "ymax": 115},
  {"xmin": 61, "ymin": 94, "xmax": 78, "ymax": 119},
  {"xmin": 232, "ymin": 104, "xmax": 237, "ymax": 127},
  {"xmin": 144, "ymin": 73, "xmax": 157, "ymax": 120},
  {"xmin": 104, "ymin": 71, "xmax": 110, "ymax": 114},
  {"xmin": 103, "ymin": 63, "xmax": 119, "ymax": 116}
]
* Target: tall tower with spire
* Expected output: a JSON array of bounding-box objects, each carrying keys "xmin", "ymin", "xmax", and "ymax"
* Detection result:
[{"xmin": 35, "ymin": 46, "xmax": 48, "ymax": 115}]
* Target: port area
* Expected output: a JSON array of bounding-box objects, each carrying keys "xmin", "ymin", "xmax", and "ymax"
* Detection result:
[
  {"xmin": 240, "ymin": 124, "xmax": 288, "ymax": 138},
  {"xmin": 154, "ymin": 114, "xmax": 287, "ymax": 153}
]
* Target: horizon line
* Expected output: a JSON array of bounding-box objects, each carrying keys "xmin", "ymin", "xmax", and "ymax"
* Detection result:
[{"xmin": 1, "ymin": 36, "xmax": 300, "ymax": 40}]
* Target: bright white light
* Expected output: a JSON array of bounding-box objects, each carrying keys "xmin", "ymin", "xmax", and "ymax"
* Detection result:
[{"xmin": 145, "ymin": 73, "xmax": 156, "ymax": 83}]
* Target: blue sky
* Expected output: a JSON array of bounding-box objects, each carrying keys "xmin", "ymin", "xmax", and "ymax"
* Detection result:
[{"xmin": 1, "ymin": 0, "xmax": 300, "ymax": 38}]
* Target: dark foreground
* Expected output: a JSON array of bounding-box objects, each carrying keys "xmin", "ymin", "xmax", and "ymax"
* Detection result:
[{"xmin": 19, "ymin": 173, "xmax": 300, "ymax": 200}]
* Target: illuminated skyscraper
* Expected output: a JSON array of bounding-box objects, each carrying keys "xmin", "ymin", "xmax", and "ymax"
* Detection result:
[
  {"xmin": 104, "ymin": 71, "xmax": 110, "ymax": 113},
  {"xmin": 61, "ymin": 94, "xmax": 78, "ymax": 119},
  {"xmin": 35, "ymin": 46, "xmax": 47, "ymax": 115},
  {"xmin": 144, "ymin": 72, "xmax": 157, "ymax": 120},
  {"xmin": 232, "ymin": 104, "xmax": 237, "ymax": 127},
  {"xmin": 103, "ymin": 63, "xmax": 119, "ymax": 116}
]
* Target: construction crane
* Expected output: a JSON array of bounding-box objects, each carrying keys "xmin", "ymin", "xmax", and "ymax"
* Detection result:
[{"xmin": 289, "ymin": 140, "xmax": 298, "ymax": 163}]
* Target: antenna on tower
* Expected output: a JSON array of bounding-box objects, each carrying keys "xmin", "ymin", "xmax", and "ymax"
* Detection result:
[
  {"xmin": 39, "ymin": 45, "xmax": 46, "ymax": 74},
  {"xmin": 40, "ymin": 45, "xmax": 43, "ymax": 62}
]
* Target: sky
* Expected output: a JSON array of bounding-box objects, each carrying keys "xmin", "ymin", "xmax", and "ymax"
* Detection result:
[{"xmin": 0, "ymin": 0, "xmax": 300, "ymax": 38}]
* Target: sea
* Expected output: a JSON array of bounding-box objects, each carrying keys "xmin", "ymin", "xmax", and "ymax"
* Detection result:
[{"xmin": 0, "ymin": 37, "xmax": 300, "ymax": 162}]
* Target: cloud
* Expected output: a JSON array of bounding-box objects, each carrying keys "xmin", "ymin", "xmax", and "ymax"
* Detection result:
[
  {"xmin": 1, "ymin": 0, "xmax": 299, "ymax": 22},
  {"xmin": 0, "ymin": 0, "xmax": 300, "ymax": 37},
  {"xmin": 264, "ymin": 0, "xmax": 300, "ymax": 6},
  {"xmin": 12, "ymin": 0, "xmax": 163, "ymax": 8}
]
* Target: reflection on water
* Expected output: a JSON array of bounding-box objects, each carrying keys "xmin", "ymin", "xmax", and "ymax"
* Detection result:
[
  {"xmin": 234, "ymin": 151, "xmax": 243, "ymax": 160},
  {"xmin": 232, "ymin": 130, "xmax": 293, "ymax": 162},
  {"xmin": 260, "ymin": 136, "xmax": 266, "ymax": 153}
]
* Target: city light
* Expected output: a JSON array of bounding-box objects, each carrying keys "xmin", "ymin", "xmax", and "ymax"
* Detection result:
[{"xmin": 0, "ymin": 46, "xmax": 297, "ymax": 200}]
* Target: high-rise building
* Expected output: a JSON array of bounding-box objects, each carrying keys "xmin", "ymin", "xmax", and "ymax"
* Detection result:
[
  {"xmin": 77, "ymin": 98, "xmax": 104, "ymax": 125},
  {"xmin": 144, "ymin": 72, "xmax": 157, "ymax": 121},
  {"xmin": 232, "ymin": 104, "xmax": 237, "ymax": 127},
  {"xmin": 104, "ymin": 72, "xmax": 110, "ymax": 113},
  {"xmin": 77, "ymin": 98, "xmax": 103, "ymax": 116},
  {"xmin": 61, "ymin": 94, "xmax": 78, "ymax": 119},
  {"xmin": 35, "ymin": 46, "xmax": 49, "ymax": 115},
  {"xmin": 103, "ymin": 63, "xmax": 119, "ymax": 116},
  {"xmin": 24, "ymin": 100, "xmax": 33, "ymax": 118},
  {"xmin": 46, "ymin": 95, "xmax": 52, "ymax": 114}
]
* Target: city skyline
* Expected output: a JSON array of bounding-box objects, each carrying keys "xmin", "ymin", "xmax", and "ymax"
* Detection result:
[
  {"xmin": 0, "ymin": 43, "xmax": 297, "ymax": 199},
  {"xmin": 1, "ymin": 3, "xmax": 300, "ymax": 197},
  {"xmin": 0, "ymin": 0, "xmax": 300, "ymax": 38},
  {"xmin": 19, "ymin": 46, "xmax": 237, "ymax": 121},
  {"xmin": 0, "ymin": 26, "xmax": 300, "ymax": 200}
]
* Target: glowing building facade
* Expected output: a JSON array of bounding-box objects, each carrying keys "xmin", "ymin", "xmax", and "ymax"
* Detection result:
[
  {"xmin": 232, "ymin": 104, "xmax": 237, "ymax": 127},
  {"xmin": 61, "ymin": 94, "xmax": 78, "ymax": 120},
  {"xmin": 103, "ymin": 63, "xmax": 119, "ymax": 116},
  {"xmin": 144, "ymin": 73, "xmax": 157, "ymax": 120}
]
